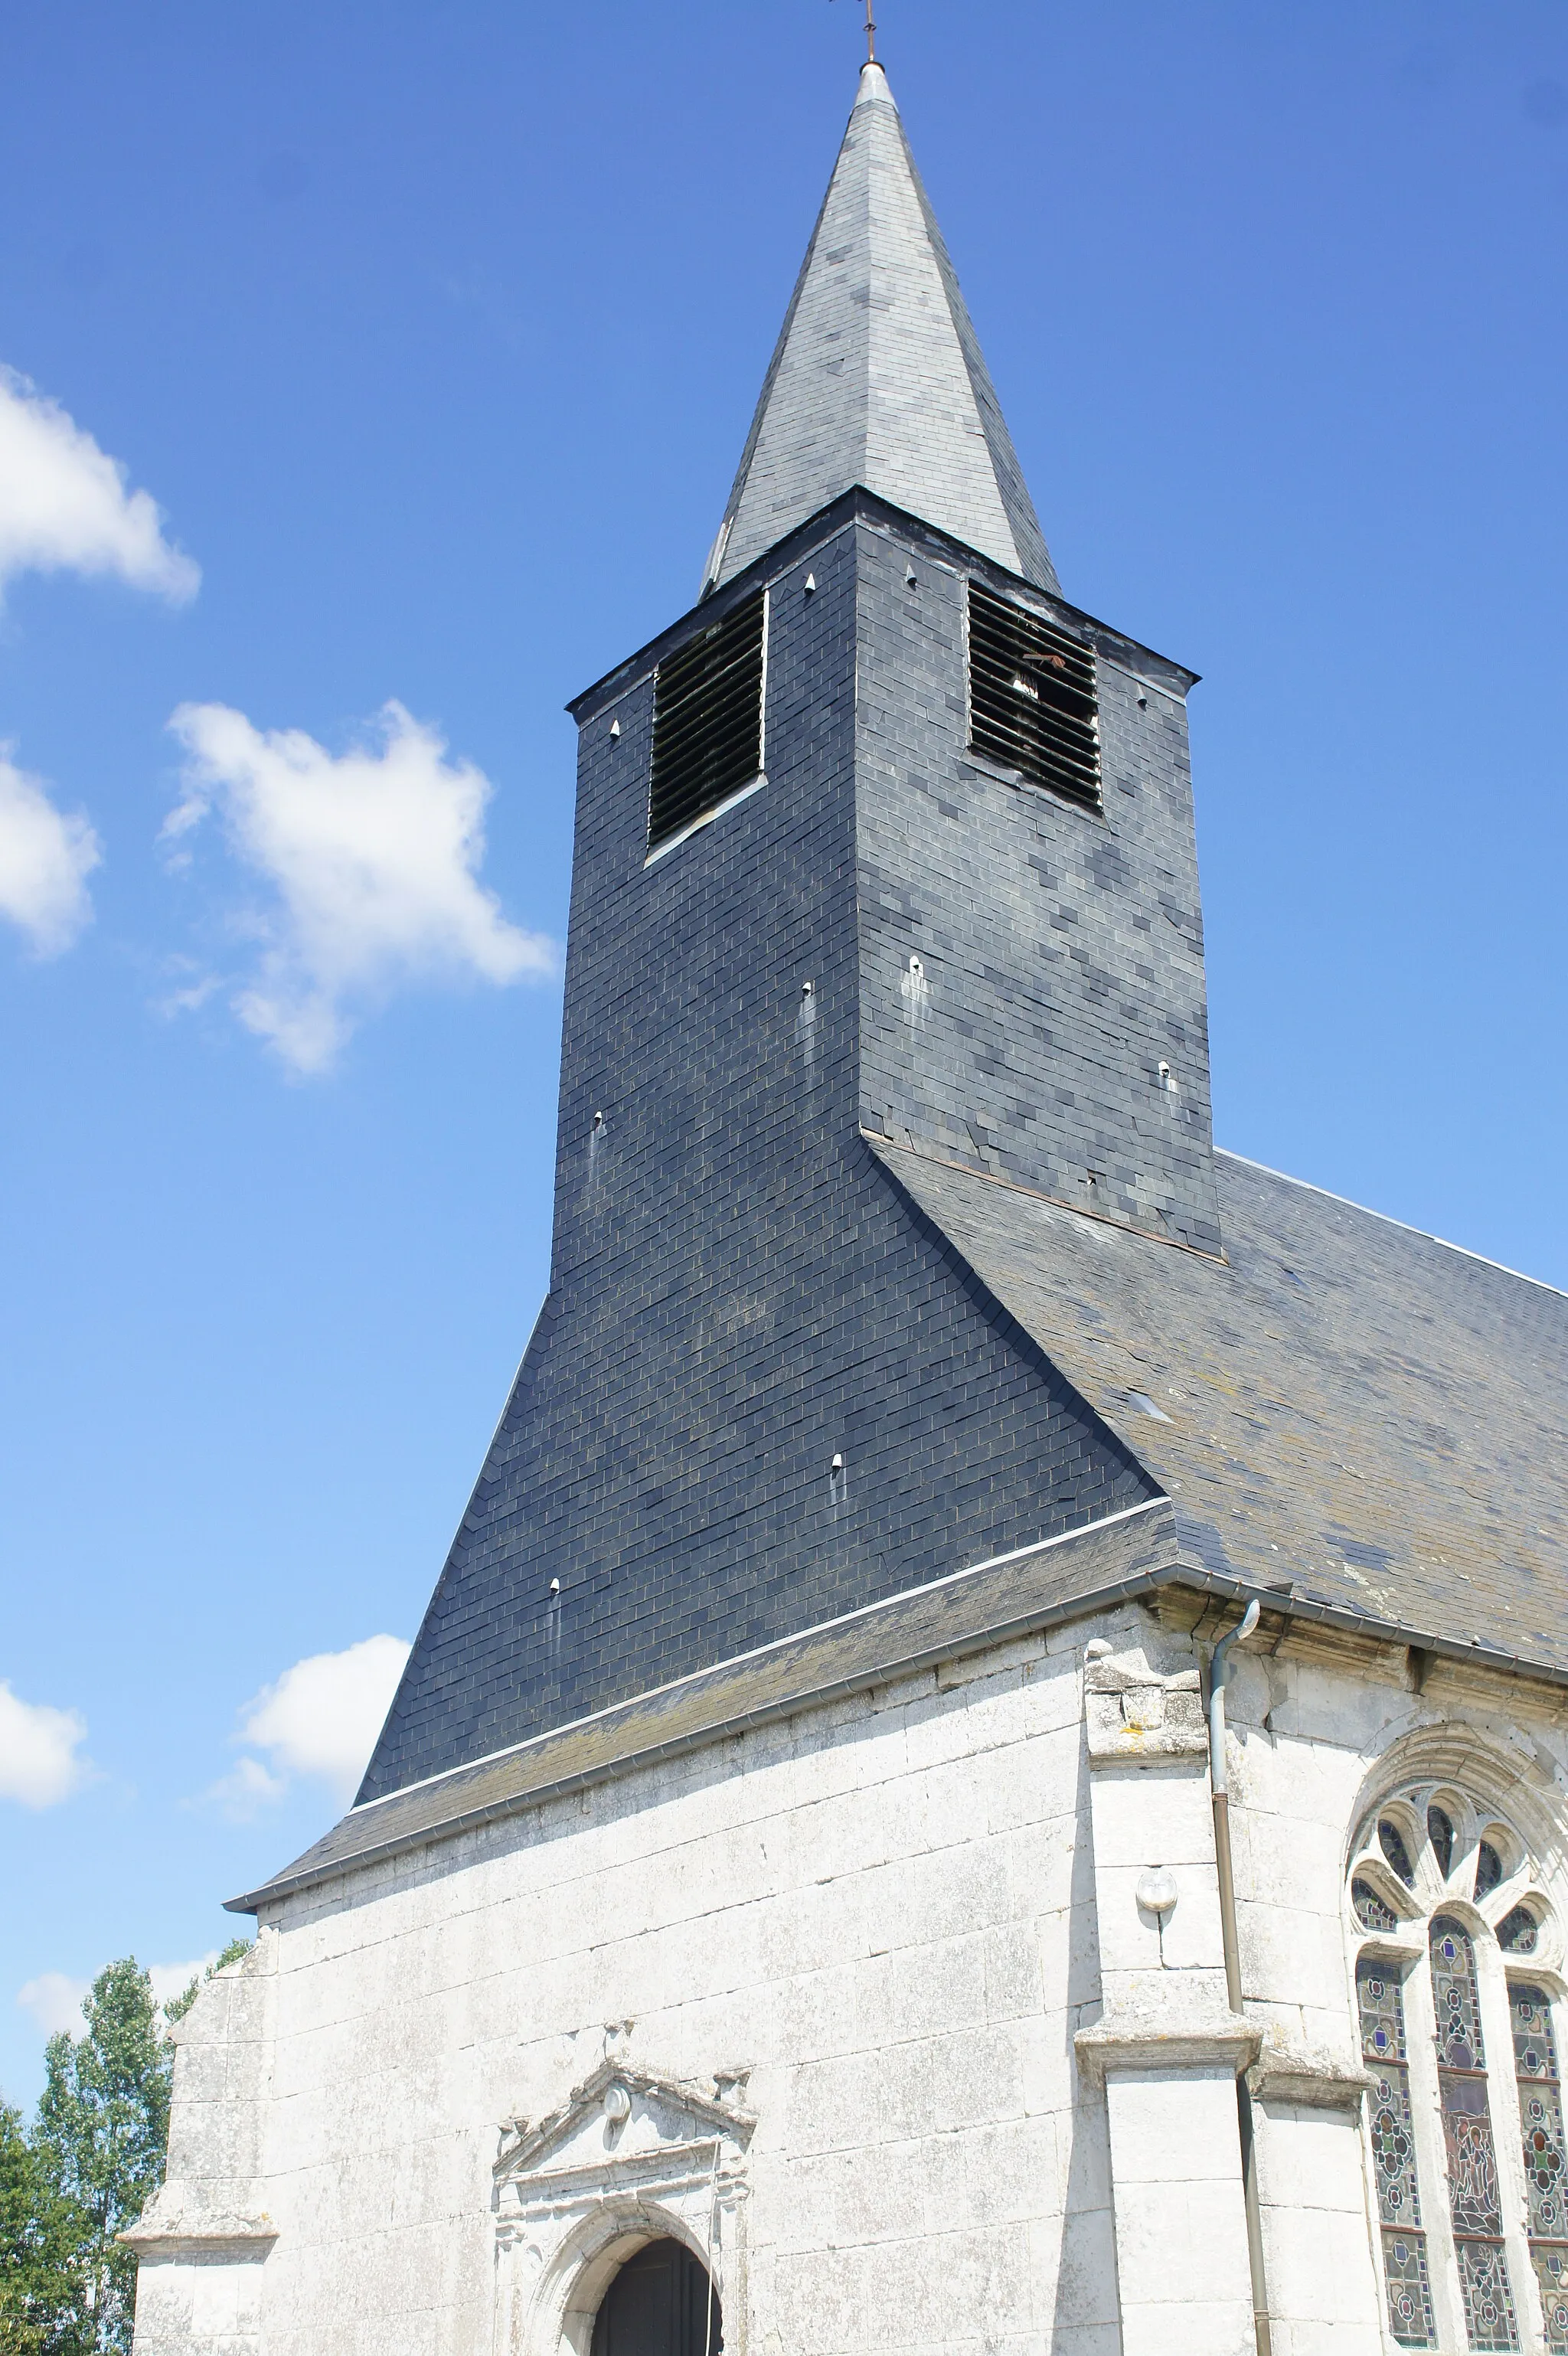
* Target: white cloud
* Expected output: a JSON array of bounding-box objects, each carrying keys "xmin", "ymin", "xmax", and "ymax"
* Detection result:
[
  {"xmin": 17, "ymin": 1956, "xmax": 221, "ymax": 2043},
  {"xmin": 163, "ymin": 700, "xmax": 557, "ymax": 1072},
  {"xmin": 0, "ymin": 747, "xmax": 102, "ymax": 956},
  {"xmin": 17, "ymin": 1972, "xmax": 89, "ymax": 2039},
  {"xmin": 0, "ymin": 366, "xmax": 198, "ymax": 603},
  {"xmin": 0, "ymin": 1681, "xmax": 90, "ymax": 1808},
  {"xmin": 149, "ymin": 1953, "xmax": 220, "ymax": 2012},
  {"xmin": 201, "ymin": 1753, "xmax": 287, "ymax": 1823},
  {"xmin": 221, "ymin": 1634, "xmax": 410, "ymax": 1810}
]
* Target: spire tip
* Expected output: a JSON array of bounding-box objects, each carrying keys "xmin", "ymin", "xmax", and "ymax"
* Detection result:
[{"xmin": 833, "ymin": 0, "xmax": 880, "ymax": 74}]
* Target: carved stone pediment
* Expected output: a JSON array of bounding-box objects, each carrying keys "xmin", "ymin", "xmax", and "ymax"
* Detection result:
[
  {"xmin": 1083, "ymin": 1639, "xmax": 1206, "ymax": 1762},
  {"xmin": 492, "ymin": 2058, "xmax": 755, "ymax": 2356},
  {"xmin": 495, "ymin": 2057, "xmax": 754, "ymax": 2207}
]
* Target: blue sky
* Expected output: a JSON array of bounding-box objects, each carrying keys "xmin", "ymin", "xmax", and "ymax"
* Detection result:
[{"xmin": 2, "ymin": 0, "xmax": 1565, "ymax": 2106}]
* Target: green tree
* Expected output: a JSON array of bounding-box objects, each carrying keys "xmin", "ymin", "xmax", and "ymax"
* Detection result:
[
  {"xmin": 0, "ymin": 2101, "xmax": 47, "ymax": 2356},
  {"xmin": 31, "ymin": 1965, "xmax": 173, "ymax": 2355},
  {"xmin": 1, "ymin": 1943, "xmax": 253, "ymax": 2355},
  {"xmin": 0, "ymin": 2102, "xmax": 88, "ymax": 2356}
]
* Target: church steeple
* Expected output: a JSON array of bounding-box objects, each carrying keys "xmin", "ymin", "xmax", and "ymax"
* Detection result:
[
  {"xmin": 701, "ymin": 63, "xmax": 1057, "ymax": 596},
  {"xmin": 355, "ymin": 61, "xmax": 1217, "ymax": 1809}
]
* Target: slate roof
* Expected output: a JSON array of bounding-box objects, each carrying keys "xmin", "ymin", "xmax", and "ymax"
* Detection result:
[
  {"xmin": 229, "ymin": 1502, "xmax": 1174, "ymax": 1913},
  {"xmin": 233, "ymin": 1139, "xmax": 1568, "ymax": 1916},
  {"xmin": 701, "ymin": 63, "xmax": 1055, "ymax": 596},
  {"xmin": 875, "ymin": 1139, "xmax": 1568, "ymax": 1670}
]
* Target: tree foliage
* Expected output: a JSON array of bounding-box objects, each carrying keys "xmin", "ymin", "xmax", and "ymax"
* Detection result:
[
  {"xmin": 0, "ymin": 2099, "xmax": 77, "ymax": 2355},
  {"xmin": 0, "ymin": 1945, "xmax": 250, "ymax": 2356},
  {"xmin": 30, "ymin": 1962, "xmax": 173, "ymax": 2354}
]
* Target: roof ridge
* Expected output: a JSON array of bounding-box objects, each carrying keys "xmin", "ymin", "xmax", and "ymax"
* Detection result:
[{"xmin": 1216, "ymin": 1147, "xmax": 1567, "ymax": 1302}]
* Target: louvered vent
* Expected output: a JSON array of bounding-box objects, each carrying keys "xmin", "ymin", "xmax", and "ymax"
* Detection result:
[
  {"xmin": 649, "ymin": 590, "xmax": 766, "ymax": 849},
  {"xmin": 968, "ymin": 580, "xmax": 1099, "ymax": 809}
]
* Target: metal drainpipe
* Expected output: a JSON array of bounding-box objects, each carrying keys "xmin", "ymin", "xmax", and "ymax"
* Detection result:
[{"xmin": 1210, "ymin": 1597, "xmax": 1272, "ymax": 2356}]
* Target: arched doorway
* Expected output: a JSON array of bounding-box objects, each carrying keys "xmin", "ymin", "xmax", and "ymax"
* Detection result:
[{"xmin": 589, "ymin": 2238, "xmax": 722, "ymax": 2356}]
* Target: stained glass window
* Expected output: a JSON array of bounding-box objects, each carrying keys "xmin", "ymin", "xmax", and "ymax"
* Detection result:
[
  {"xmin": 1534, "ymin": 2246, "xmax": 1568, "ymax": 2354},
  {"xmin": 1432, "ymin": 1916, "xmax": 1487, "ymax": 2075},
  {"xmin": 1382, "ymin": 1819, "xmax": 1417, "ymax": 1886},
  {"xmin": 1352, "ymin": 1792, "xmax": 1559, "ymax": 2355},
  {"xmin": 1384, "ymin": 2235, "xmax": 1438, "ymax": 2349},
  {"xmin": 1511, "ymin": 1984, "xmax": 1568, "ymax": 2350},
  {"xmin": 1354, "ymin": 1877, "xmax": 1400, "ymax": 1933},
  {"xmin": 1359, "ymin": 1959, "xmax": 1436, "ymax": 2345},
  {"xmin": 1457, "ymin": 2243, "xmax": 1522, "ymax": 2352},
  {"xmin": 1498, "ymin": 1909, "xmax": 1539, "ymax": 1956},
  {"xmin": 1430, "ymin": 1916, "xmax": 1519, "ymax": 2348}
]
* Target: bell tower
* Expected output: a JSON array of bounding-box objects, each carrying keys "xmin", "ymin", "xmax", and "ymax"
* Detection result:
[{"xmin": 360, "ymin": 63, "xmax": 1217, "ymax": 1804}]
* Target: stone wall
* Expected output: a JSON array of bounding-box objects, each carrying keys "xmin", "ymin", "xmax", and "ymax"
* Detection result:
[
  {"xmin": 134, "ymin": 1605, "xmax": 1568, "ymax": 2356},
  {"xmin": 142, "ymin": 1615, "xmax": 1114, "ymax": 2356}
]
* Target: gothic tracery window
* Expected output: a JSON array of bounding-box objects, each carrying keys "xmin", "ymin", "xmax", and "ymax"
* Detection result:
[{"xmin": 1348, "ymin": 1786, "xmax": 1564, "ymax": 2353}]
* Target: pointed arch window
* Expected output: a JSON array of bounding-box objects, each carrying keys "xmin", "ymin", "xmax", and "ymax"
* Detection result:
[{"xmin": 1348, "ymin": 1786, "xmax": 1564, "ymax": 2353}]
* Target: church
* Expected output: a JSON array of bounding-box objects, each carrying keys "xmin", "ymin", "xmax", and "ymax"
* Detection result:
[{"xmin": 128, "ymin": 54, "xmax": 1568, "ymax": 2356}]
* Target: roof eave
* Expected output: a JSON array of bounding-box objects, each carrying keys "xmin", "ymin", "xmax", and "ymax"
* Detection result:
[{"xmin": 226, "ymin": 1505, "xmax": 1568, "ymax": 1920}]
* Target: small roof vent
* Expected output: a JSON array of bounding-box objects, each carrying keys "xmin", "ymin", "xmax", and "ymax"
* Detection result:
[
  {"xmin": 968, "ymin": 580, "xmax": 1099, "ymax": 811},
  {"xmin": 649, "ymin": 590, "xmax": 766, "ymax": 851}
]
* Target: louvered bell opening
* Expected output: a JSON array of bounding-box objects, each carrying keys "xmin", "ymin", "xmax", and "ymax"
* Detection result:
[
  {"xmin": 968, "ymin": 580, "xmax": 1100, "ymax": 810},
  {"xmin": 649, "ymin": 590, "xmax": 766, "ymax": 849}
]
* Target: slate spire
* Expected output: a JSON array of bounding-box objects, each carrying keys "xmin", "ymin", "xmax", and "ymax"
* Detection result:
[{"xmin": 701, "ymin": 62, "xmax": 1058, "ymax": 596}]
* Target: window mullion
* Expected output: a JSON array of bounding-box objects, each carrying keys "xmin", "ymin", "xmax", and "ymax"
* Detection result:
[
  {"xmin": 1429, "ymin": 1914, "xmax": 1522, "ymax": 2350},
  {"xmin": 1478, "ymin": 1944, "xmax": 1545, "ymax": 2351}
]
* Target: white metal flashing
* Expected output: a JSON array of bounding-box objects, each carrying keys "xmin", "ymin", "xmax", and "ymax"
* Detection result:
[{"xmin": 336, "ymin": 1496, "xmax": 1170, "ymax": 1823}]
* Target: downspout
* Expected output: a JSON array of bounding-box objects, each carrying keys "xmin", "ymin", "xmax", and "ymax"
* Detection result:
[{"xmin": 1209, "ymin": 1596, "xmax": 1272, "ymax": 2356}]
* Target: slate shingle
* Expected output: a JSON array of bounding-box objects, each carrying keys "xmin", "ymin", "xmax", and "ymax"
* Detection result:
[
  {"xmin": 880, "ymin": 1141, "xmax": 1568, "ymax": 1664},
  {"xmin": 357, "ymin": 518, "xmax": 1157, "ymax": 1806},
  {"xmin": 704, "ymin": 64, "xmax": 1054, "ymax": 598}
]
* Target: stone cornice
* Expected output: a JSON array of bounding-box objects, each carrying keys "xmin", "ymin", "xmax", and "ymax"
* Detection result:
[
  {"xmin": 120, "ymin": 2185, "xmax": 278, "ymax": 2265},
  {"xmin": 1246, "ymin": 2035, "xmax": 1375, "ymax": 2111}
]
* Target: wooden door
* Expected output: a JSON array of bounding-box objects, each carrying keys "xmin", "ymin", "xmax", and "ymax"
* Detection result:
[{"xmin": 589, "ymin": 2238, "xmax": 722, "ymax": 2356}]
